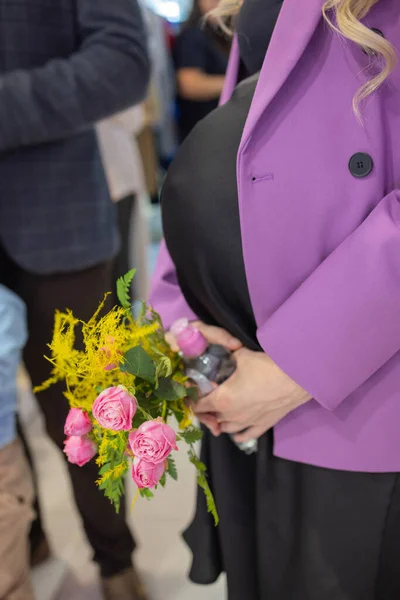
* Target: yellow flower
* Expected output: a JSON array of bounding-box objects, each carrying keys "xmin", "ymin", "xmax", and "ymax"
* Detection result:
[
  {"xmin": 96, "ymin": 460, "xmax": 129, "ymax": 487},
  {"xmin": 179, "ymin": 401, "xmax": 194, "ymax": 430},
  {"xmin": 33, "ymin": 296, "xmax": 161, "ymax": 414}
]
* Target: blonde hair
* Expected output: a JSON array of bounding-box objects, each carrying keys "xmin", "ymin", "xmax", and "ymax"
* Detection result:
[{"xmin": 214, "ymin": 0, "xmax": 396, "ymax": 114}]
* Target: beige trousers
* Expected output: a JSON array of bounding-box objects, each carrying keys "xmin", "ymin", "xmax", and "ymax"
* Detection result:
[{"xmin": 0, "ymin": 439, "xmax": 34, "ymax": 600}]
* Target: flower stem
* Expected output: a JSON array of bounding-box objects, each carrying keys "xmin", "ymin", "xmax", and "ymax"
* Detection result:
[{"xmin": 131, "ymin": 489, "xmax": 140, "ymax": 511}]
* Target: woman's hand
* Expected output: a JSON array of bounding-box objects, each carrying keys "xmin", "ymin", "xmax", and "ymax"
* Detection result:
[
  {"xmin": 166, "ymin": 321, "xmax": 242, "ymax": 436},
  {"xmin": 166, "ymin": 321, "xmax": 242, "ymax": 353},
  {"xmin": 194, "ymin": 348, "xmax": 312, "ymax": 443}
]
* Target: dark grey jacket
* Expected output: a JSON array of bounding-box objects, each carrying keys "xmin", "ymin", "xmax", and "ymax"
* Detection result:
[{"xmin": 0, "ymin": 0, "xmax": 149, "ymax": 274}]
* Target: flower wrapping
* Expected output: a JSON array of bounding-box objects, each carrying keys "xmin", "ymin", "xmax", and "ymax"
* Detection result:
[{"xmin": 35, "ymin": 270, "xmax": 218, "ymax": 524}]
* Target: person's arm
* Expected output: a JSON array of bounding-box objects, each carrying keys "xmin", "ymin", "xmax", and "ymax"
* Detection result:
[
  {"xmin": 149, "ymin": 240, "xmax": 198, "ymax": 330},
  {"xmin": 0, "ymin": 286, "xmax": 27, "ymax": 448},
  {"xmin": 175, "ymin": 27, "xmax": 225, "ymax": 102},
  {"xmin": 108, "ymin": 104, "xmax": 145, "ymax": 137},
  {"xmin": 258, "ymin": 189, "xmax": 400, "ymax": 410},
  {"xmin": 177, "ymin": 69, "xmax": 225, "ymax": 101},
  {"xmin": 0, "ymin": 0, "xmax": 150, "ymax": 152}
]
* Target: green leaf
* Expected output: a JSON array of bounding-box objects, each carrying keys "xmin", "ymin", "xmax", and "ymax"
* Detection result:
[
  {"xmin": 197, "ymin": 472, "xmax": 219, "ymax": 526},
  {"xmin": 155, "ymin": 355, "xmax": 172, "ymax": 380},
  {"xmin": 172, "ymin": 408, "xmax": 185, "ymax": 424},
  {"xmin": 188, "ymin": 449, "xmax": 219, "ymax": 526},
  {"xmin": 167, "ymin": 456, "xmax": 178, "ymax": 481},
  {"xmin": 188, "ymin": 449, "xmax": 207, "ymax": 472},
  {"xmin": 154, "ymin": 378, "xmax": 186, "ymax": 402},
  {"xmin": 132, "ymin": 410, "xmax": 148, "ymax": 429},
  {"xmin": 140, "ymin": 488, "xmax": 154, "ymax": 500},
  {"xmin": 180, "ymin": 426, "xmax": 203, "ymax": 445},
  {"xmin": 159, "ymin": 472, "xmax": 167, "ymax": 488},
  {"xmin": 186, "ymin": 386, "xmax": 199, "ymax": 403},
  {"xmin": 134, "ymin": 389, "xmax": 157, "ymax": 411},
  {"xmin": 116, "ymin": 269, "xmax": 136, "ymax": 309},
  {"xmin": 136, "ymin": 404, "xmax": 154, "ymax": 421},
  {"xmin": 121, "ymin": 346, "xmax": 156, "ymax": 384},
  {"xmin": 99, "ymin": 467, "xmax": 128, "ymax": 514},
  {"xmin": 99, "ymin": 462, "xmax": 111, "ymax": 475}
]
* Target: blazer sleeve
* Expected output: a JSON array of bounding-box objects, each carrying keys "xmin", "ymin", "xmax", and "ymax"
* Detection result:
[
  {"xmin": 0, "ymin": 0, "xmax": 149, "ymax": 151},
  {"xmin": 149, "ymin": 240, "xmax": 198, "ymax": 330},
  {"xmin": 258, "ymin": 190, "xmax": 400, "ymax": 410}
]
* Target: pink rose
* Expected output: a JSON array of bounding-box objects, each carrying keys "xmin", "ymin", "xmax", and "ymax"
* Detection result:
[
  {"xmin": 63, "ymin": 436, "xmax": 97, "ymax": 467},
  {"xmin": 64, "ymin": 408, "xmax": 92, "ymax": 436},
  {"xmin": 92, "ymin": 386, "xmax": 136, "ymax": 431},
  {"xmin": 128, "ymin": 419, "xmax": 178, "ymax": 464},
  {"xmin": 131, "ymin": 457, "xmax": 165, "ymax": 489}
]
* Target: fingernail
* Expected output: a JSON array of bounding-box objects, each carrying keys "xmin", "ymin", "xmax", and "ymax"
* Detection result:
[{"xmin": 229, "ymin": 337, "xmax": 241, "ymax": 346}]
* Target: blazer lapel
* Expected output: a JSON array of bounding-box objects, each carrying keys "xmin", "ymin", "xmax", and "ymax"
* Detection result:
[
  {"xmin": 220, "ymin": 35, "xmax": 240, "ymax": 105},
  {"xmin": 241, "ymin": 0, "xmax": 325, "ymax": 142}
]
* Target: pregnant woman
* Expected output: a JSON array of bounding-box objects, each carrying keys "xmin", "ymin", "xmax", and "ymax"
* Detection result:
[{"xmin": 151, "ymin": 1, "xmax": 400, "ymax": 598}]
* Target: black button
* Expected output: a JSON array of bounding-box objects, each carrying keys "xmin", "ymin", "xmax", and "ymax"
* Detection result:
[
  {"xmin": 349, "ymin": 153, "xmax": 373, "ymax": 178},
  {"xmin": 362, "ymin": 28, "xmax": 384, "ymax": 55}
]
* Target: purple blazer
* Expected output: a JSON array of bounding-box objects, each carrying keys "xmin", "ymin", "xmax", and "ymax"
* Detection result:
[{"xmin": 150, "ymin": 0, "xmax": 400, "ymax": 472}]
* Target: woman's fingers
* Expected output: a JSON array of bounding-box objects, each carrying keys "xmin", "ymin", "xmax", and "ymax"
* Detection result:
[
  {"xmin": 195, "ymin": 378, "xmax": 238, "ymax": 417},
  {"xmin": 232, "ymin": 405, "xmax": 292, "ymax": 443},
  {"xmin": 165, "ymin": 331, "xmax": 179, "ymax": 352},
  {"xmin": 197, "ymin": 413, "xmax": 221, "ymax": 436},
  {"xmin": 233, "ymin": 425, "xmax": 267, "ymax": 444},
  {"xmin": 195, "ymin": 322, "xmax": 242, "ymax": 351},
  {"xmin": 219, "ymin": 421, "xmax": 244, "ymax": 434},
  {"xmin": 194, "ymin": 386, "xmax": 220, "ymax": 413},
  {"xmin": 166, "ymin": 320, "xmax": 241, "ymax": 353}
]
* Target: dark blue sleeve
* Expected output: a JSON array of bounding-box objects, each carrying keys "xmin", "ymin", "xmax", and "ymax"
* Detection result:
[
  {"xmin": 0, "ymin": 0, "xmax": 150, "ymax": 151},
  {"xmin": 174, "ymin": 27, "xmax": 208, "ymax": 71}
]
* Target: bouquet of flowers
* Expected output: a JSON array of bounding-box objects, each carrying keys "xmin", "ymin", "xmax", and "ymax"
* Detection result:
[{"xmin": 34, "ymin": 270, "xmax": 218, "ymax": 525}]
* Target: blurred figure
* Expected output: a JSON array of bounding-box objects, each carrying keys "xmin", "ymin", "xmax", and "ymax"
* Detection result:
[
  {"xmin": 174, "ymin": 0, "xmax": 230, "ymax": 142},
  {"xmin": 137, "ymin": 88, "xmax": 163, "ymax": 206},
  {"xmin": 97, "ymin": 105, "xmax": 151, "ymax": 300},
  {"xmin": 144, "ymin": 5, "xmax": 177, "ymax": 168},
  {"xmin": 137, "ymin": 4, "xmax": 178, "ymax": 204},
  {"xmin": 0, "ymin": 1, "xmax": 149, "ymax": 598},
  {"xmin": 0, "ymin": 286, "xmax": 34, "ymax": 600}
]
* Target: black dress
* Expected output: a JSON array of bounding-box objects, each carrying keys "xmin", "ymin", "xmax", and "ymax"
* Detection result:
[{"xmin": 161, "ymin": 4, "xmax": 400, "ymax": 599}]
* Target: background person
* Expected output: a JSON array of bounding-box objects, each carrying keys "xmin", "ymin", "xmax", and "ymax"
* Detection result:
[
  {"xmin": 97, "ymin": 104, "xmax": 150, "ymax": 300},
  {"xmin": 173, "ymin": 0, "xmax": 230, "ymax": 142},
  {"xmin": 0, "ymin": 285, "xmax": 33, "ymax": 600},
  {"xmin": 0, "ymin": 1, "xmax": 149, "ymax": 598}
]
